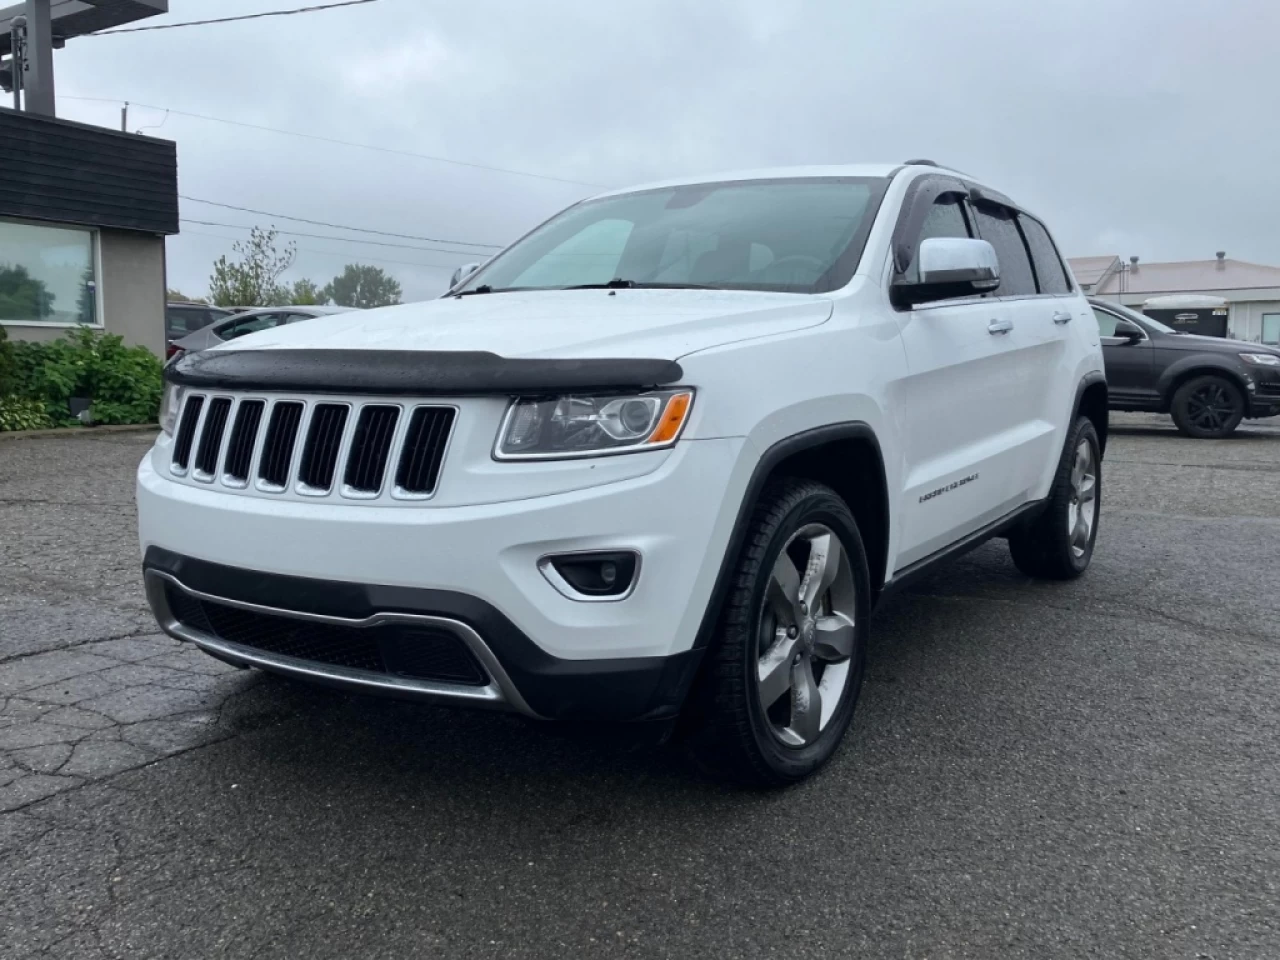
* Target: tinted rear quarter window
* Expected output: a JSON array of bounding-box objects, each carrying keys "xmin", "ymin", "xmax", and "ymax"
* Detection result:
[
  {"xmin": 973, "ymin": 206, "xmax": 1036, "ymax": 298},
  {"xmin": 1020, "ymin": 216, "xmax": 1071, "ymax": 294}
]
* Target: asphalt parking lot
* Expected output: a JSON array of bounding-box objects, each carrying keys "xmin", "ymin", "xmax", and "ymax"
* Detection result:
[{"xmin": 2, "ymin": 415, "xmax": 1279, "ymax": 959}]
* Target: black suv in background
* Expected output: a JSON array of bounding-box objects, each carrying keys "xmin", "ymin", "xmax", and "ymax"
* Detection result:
[{"xmin": 1091, "ymin": 298, "xmax": 1280, "ymax": 438}]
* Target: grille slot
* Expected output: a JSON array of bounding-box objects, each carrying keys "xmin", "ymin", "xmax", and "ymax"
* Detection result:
[
  {"xmin": 344, "ymin": 405, "xmax": 400, "ymax": 494},
  {"xmin": 258, "ymin": 401, "xmax": 304, "ymax": 489},
  {"xmin": 171, "ymin": 395, "xmax": 204, "ymax": 471},
  {"xmin": 395, "ymin": 407, "xmax": 456, "ymax": 496},
  {"xmin": 193, "ymin": 397, "xmax": 232, "ymax": 478},
  {"xmin": 298, "ymin": 403, "xmax": 350, "ymax": 492},
  {"xmin": 164, "ymin": 584, "xmax": 488, "ymax": 686},
  {"xmin": 223, "ymin": 400, "xmax": 265, "ymax": 484}
]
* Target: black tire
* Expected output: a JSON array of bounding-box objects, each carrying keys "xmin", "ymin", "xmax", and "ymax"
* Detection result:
[
  {"xmin": 1008, "ymin": 416, "xmax": 1101, "ymax": 580},
  {"xmin": 1170, "ymin": 374, "xmax": 1245, "ymax": 438},
  {"xmin": 686, "ymin": 478, "xmax": 870, "ymax": 787}
]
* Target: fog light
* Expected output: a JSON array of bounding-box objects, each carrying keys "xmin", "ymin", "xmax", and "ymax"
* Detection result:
[{"xmin": 540, "ymin": 551, "xmax": 639, "ymax": 600}]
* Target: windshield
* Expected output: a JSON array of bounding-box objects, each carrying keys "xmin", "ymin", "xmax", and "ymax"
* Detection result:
[{"xmin": 456, "ymin": 177, "xmax": 888, "ymax": 296}]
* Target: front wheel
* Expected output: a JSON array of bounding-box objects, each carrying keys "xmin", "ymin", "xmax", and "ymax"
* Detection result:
[
  {"xmin": 687, "ymin": 479, "xmax": 870, "ymax": 787},
  {"xmin": 1008, "ymin": 416, "xmax": 1101, "ymax": 580},
  {"xmin": 1170, "ymin": 375, "xmax": 1245, "ymax": 438}
]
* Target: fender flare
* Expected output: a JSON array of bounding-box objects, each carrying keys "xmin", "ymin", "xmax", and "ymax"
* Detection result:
[
  {"xmin": 1156, "ymin": 356, "xmax": 1250, "ymax": 404},
  {"xmin": 1072, "ymin": 370, "xmax": 1109, "ymax": 454},
  {"xmin": 690, "ymin": 421, "xmax": 884, "ymax": 652}
]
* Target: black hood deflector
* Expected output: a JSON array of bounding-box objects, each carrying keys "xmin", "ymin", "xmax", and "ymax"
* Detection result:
[{"xmin": 166, "ymin": 349, "xmax": 684, "ymax": 396}]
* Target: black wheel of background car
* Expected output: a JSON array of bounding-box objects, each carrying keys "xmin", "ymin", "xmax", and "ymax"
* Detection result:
[
  {"xmin": 686, "ymin": 478, "xmax": 870, "ymax": 787},
  {"xmin": 1170, "ymin": 375, "xmax": 1245, "ymax": 439},
  {"xmin": 1007, "ymin": 416, "xmax": 1101, "ymax": 581}
]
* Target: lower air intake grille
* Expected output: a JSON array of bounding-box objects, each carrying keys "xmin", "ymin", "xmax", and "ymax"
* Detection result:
[
  {"xmin": 164, "ymin": 585, "xmax": 488, "ymax": 686},
  {"xmin": 395, "ymin": 407, "xmax": 456, "ymax": 495}
]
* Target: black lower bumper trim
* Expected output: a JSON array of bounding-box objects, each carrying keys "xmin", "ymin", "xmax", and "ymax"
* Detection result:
[{"xmin": 143, "ymin": 548, "xmax": 701, "ymax": 722}]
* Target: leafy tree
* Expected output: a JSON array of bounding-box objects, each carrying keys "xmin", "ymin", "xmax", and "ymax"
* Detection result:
[
  {"xmin": 323, "ymin": 264, "xmax": 402, "ymax": 309},
  {"xmin": 207, "ymin": 227, "xmax": 296, "ymax": 308},
  {"xmin": 0, "ymin": 264, "xmax": 55, "ymax": 321},
  {"xmin": 287, "ymin": 278, "xmax": 326, "ymax": 306},
  {"xmin": 167, "ymin": 288, "xmax": 207, "ymax": 304}
]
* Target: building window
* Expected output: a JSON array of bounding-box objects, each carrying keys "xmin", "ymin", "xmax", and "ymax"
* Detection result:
[
  {"xmin": 1263, "ymin": 314, "xmax": 1280, "ymax": 345},
  {"xmin": 0, "ymin": 219, "xmax": 99, "ymax": 326}
]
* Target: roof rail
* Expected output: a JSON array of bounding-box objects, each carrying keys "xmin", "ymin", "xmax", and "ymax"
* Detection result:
[{"xmin": 903, "ymin": 158, "xmax": 940, "ymax": 167}]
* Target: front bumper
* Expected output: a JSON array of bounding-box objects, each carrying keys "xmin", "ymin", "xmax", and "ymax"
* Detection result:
[
  {"xmin": 137, "ymin": 435, "xmax": 749, "ymax": 720},
  {"xmin": 144, "ymin": 551, "xmax": 701, "ymax": 721}
]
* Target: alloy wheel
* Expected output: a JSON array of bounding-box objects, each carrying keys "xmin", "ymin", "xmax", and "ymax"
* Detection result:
[
  {"xmin": 1186, "ymin": 383, "xmax": 1238, "ymax": 432},
  {"xmin": 756, "ymin": 524, "xmax": 857, "ymax": 747},
  {"xmin": 1067, "ymin": 439, "xmax": 1097, "ymax": 559}
]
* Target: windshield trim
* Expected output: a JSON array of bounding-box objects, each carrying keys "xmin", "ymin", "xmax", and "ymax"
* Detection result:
[{"xmin": 448, "ymin": 176, "xmax": 892, "ymax": 298}]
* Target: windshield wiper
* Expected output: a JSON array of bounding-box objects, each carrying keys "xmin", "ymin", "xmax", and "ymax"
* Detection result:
[
  {"xmin": 563, "ymin": 279, "xmax": 717, "ymax": 291},
  {"xmin": 453, "ymin": 285, "xmax": 495, "ymax": 298}
]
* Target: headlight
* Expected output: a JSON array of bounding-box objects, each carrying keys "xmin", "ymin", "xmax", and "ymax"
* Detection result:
[
  {"xmin": 495, "ymin": 389, "xmax": 694, "ymax": 460},
  {"xmin": 159, "ymin": 382, "xmax": 185, "ymax": 437},
  {"xmin": 1240, "ymin": 353, "xmax": 1280, "ymax": 366}
]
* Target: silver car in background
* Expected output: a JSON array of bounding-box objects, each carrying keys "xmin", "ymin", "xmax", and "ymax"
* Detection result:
[{"xmin": 167, "ymin": 306, "xmax": 355, "ymax": 362}]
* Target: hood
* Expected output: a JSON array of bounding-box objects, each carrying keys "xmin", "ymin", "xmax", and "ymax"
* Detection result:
[
  {"xmin": 1164, "ymin": 333, "xmax": 1280, "ymax": 355},
  {"xmin": 217, "ymin": 289, "xmax": 834, "ymax": 361}
]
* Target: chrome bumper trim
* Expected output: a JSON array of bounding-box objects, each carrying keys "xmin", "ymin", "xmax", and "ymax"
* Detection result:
[{"xmin": 143, "ymin": 570, "xmax": 539, "ymax": 718}]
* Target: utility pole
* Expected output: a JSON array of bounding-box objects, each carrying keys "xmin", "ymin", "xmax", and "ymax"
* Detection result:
[
  {"xmin": 22, "ymin": 0, "xmax": 55, "ymax": 116},
  {"xmin": 9, "ymin": 15, "xmax": 24, "ymax": 111}
]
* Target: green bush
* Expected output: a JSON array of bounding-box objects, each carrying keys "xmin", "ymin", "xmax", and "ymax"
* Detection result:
[
  {"xmin": 0, "ymin": 396, "xmax": 54, "ymax": 432},
  {"xmin": 0, "ymin": 326, "xmax": 162, "ymax": 429}
]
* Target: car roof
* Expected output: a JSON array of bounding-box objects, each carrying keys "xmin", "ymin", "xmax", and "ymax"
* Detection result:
[
  {"xmin": 585, "ymin": 163, "xmax": 918, "ymax": 201},
  {"xmin": 218, "ymin": 305, "xmax": 352, "ymax": 320}
]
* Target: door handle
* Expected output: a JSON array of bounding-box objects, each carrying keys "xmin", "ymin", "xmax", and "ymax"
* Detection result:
[
  {"xmin": 987, "ymin": 318, "xmax": 1013, "ymax": 335},
  {"xmin": 1053, "ymin": 311, "xmax": 1073, "ymax": 324}
]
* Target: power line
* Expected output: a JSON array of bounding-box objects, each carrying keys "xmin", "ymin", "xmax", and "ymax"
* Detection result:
[
  {"xmin": 180, "ymin": 218, "xmax": 486, "ymax": 257},
  {"xmin": 89, "ymin": 0, "xmax": 380, "ymax": 34},
  {"xmin": 180, "ymin": 195, "xmax": 502, "ymax": 249},
  {"xmin": 180, "ymin": 228, "xmax": 460, "ymax": 272},
  {"xmin": 61, "ymin": 95, "xmax": 606, "ymax": 188}
]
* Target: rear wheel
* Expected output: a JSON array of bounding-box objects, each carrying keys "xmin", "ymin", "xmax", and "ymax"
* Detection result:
[
  {"xmin": 1008, "ymin": 416, "xmax": 1101, "ymax": 580},
  {"xmin": 687, "ymin": 479, "xmax": 870, "ymax": 787},
  {"xmin": 1170, "ymin": 375, "xmax": 1244, "ymax": 438}
]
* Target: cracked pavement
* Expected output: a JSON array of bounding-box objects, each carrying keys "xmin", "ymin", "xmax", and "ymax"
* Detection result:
[{"xmin": 2, "ymin": 417, "xmax": 1279, "ymax": 959}]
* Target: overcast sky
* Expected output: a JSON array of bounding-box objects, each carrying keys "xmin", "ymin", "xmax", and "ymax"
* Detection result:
[{"xmin": 51, "ymin": 0, "xmax": 1280, "ymax": 303}]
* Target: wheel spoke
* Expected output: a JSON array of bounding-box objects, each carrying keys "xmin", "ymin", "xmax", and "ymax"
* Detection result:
[
  {"xmin": 812, "ymin": 613, "xmax": 855, "ymax": 662},
  {"xmin": 799, "ymin": 533, "xmax": 841, "ymax": 613},
  {"xmin": 1073, "ymin": 512, "xmax": 1090, "ymax": 548},
  {"xmin": 789, "ymin": 655, "xmax": 822, "ymax": 743},
  {"xmin": 758, "ymin": 634, "xmax": 799, "ymax": 706},
  {"xmin": 1077, "ymin": 473, "xmax": 1096, "ymax": 503},
  {"xmin": 768, "ymin": 553, "xmax": 802, "ymax": 622}
]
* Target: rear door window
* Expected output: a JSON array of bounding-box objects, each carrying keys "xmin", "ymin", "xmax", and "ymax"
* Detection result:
[
  {"xmin": 1019, "ymin": 216, "xmax": 1071, "ymax": 295},
  {"xmin": 973, "ymin": 206, "xmax": 1037, "ymax": 298}
]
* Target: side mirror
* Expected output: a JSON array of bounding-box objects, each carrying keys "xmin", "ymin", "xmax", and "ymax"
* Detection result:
[
  {"xmin": 450, "ymin": 262, "xmax": 481, "ymax": 289},
  {"xmin": 891, "ymin": 237, "xmax": 1001, "ymax": 307},
  {"xmin": 1112, "ymin": 319, "xmax": 1145, "ymax": 344}
]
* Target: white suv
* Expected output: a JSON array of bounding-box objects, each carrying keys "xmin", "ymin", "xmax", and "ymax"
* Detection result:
[{"xmin": 138, "ymin": 162, "xmax": 1107, "ymax": 785}]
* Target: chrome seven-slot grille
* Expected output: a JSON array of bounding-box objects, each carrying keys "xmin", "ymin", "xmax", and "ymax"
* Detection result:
[{"xmin": 171, "ymin": 393, "xmax": 456, "ymax": 500}]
